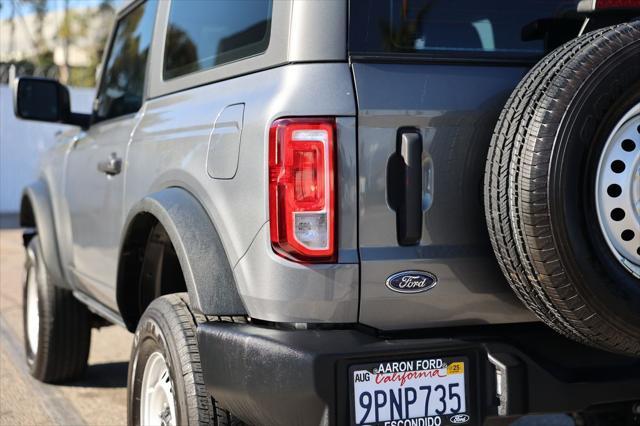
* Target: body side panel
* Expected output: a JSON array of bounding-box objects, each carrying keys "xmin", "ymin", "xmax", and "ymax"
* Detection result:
[
  {"xmin": 234, "ymin": 224, "xmax": 359, "ymax": 323},
  {"xmin": 288, "ymin": 0, "xmax": 347, "ymax": 62},
  {"xmin": 65, "ymin": 113, "xmax": 141, "ymax": 310},
  {"xmin": 126, "ymin": 63, "xmax": 358, "ymax": 321},
  {"xmin": 22, "ymin": 129, "xmax": 84, "ymax": 290}
]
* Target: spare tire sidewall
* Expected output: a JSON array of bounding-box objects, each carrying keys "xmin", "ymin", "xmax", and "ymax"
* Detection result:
[{"xmin": 549, "ymin": 39, "xmax": 640, "ymax": 332}]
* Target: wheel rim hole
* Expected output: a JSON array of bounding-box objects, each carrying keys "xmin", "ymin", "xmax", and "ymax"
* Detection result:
[
  {"xmin": 610, "ymin": 208, "xmax": 626, "ymax": 221},
  {"xmin": 637, "ymin": 247, "xmax": 640, "ymax": 256},
  {"xmin": 621, "ymin": 139, "xmax": 637, "ymax": 152},
  {"xmin": 611, "ymin": 160, "xmax": 626, "ymax": 173},
  {"xmin": 607, "ymin": 184, "xmax": 622, "ymax": 197},
  {"xmin": 621, "ymin": 230, "xmax": 635, "ymax": 242}
]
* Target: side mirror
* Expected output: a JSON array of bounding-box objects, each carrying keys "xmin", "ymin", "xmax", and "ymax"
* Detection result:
[{"xmin": 13, "ymin": 77, "xmax": 90, "ymax": 129}]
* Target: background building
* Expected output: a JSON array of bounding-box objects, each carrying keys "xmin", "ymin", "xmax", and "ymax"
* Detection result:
[{"xmin": 0, "ymin": 0, "xmax": 119, "ymax": 214}]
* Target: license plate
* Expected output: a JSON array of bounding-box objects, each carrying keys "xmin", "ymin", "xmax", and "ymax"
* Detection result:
[{"xmin": 350, "ymin": 357, "xmax": 471, "ymax": 426}]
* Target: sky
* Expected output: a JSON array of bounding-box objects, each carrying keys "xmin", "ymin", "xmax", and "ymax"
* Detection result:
[{"xmin": 0, "ymin": 0, "xmax": 124, "ymax": 20}]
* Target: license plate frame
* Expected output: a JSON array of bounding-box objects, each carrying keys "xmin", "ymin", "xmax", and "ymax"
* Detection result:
[{"xmin": 348, "ymin": 355, "xmax": 474, "ymax": 426}]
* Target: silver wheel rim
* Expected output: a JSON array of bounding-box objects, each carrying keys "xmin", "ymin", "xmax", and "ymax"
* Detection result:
[
  {"xmin": 25, "ymin": 261, "xmax": 39, "ymax": 354},
  {"xmin": 595, "ymin": 103, "xmax": 640, "ymax": 277},
  {"xmin": 140, "ymin": 351, "xmax": 176, "ymax": 426}
]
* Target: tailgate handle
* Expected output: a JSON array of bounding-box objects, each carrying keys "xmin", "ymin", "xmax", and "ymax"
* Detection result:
[{"xmin": 393, "ymin": 128, "xmax": 423, "ymax": 245}]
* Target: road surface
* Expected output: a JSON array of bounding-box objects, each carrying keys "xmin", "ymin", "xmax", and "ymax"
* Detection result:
[{"xmin": 0, "ymin": 227, "xmax": 131, "ymax": 426}]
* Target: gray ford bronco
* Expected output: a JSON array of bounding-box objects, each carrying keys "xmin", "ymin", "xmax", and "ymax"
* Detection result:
[{"xmin": 12, "ymin": 0, "xmax": 640, "ymax": 425}]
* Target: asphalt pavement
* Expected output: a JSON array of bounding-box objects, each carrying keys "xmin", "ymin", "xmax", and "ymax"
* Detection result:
[{"xmin": 0, "ymin": 227, "xmax": 132, "ymax": 426}]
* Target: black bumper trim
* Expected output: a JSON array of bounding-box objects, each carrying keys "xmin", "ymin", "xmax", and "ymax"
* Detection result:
[{"xmin": 197, "ymin": 322, "xmax": 640, "ymax": 426}]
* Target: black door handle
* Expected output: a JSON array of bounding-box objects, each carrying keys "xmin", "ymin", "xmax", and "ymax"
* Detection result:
[
  {"xmin": 97, "ymin": 152, "xmax": 122, "ymax": 176},
  {"xmin": 393, "ymin": 128, "xmax": 423, "ymax": 245}
]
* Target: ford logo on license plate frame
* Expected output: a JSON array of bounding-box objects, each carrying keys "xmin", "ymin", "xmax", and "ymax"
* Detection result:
[{"xmin": 386, "ymin": 271, "xmax": 437, "ymax": 294}]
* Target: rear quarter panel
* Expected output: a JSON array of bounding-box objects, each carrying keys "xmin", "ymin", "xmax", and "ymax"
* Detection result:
[{"xmin": 126, "ymin": 63, "xmax": 360, "ymax": 322}]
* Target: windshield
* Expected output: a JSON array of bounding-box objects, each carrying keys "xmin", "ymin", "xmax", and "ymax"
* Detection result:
[{"xmin": 349, "ymin": 0, "xmax": 582, "ymax": 60}]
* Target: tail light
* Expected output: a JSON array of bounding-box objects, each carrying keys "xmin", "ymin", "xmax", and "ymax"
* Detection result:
[
  {"xmin": 269, "ymin": 118, "xmax": 336, "ymax": 262},
  {"xmin": 595, "ymin": 0, "xmax": 640, "ymax": 9},
  {"xmin": 577, "ymin": 0, "xmax": 640, "ymax": 11}
]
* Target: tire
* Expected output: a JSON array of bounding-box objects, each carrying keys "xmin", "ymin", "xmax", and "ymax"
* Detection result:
[
  {"xmin": 23, "ymin": 236, "xmax": 92, "ymax": 382},
  {"xmin": 485, "ymin": 21, "xmax": 640, "ymax": 355},
  {"xmin": 127, "ymin": 294, "xmax": 243, "ymax": 426}
]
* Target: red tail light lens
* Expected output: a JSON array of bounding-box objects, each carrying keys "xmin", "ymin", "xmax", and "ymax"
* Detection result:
[
  {"xmin": 269, "ymin": 118, "xmax": 336, "ymax": 262},
  {"xmin": 595, "ymin": 0, "xmax": 640, "ymax": 8}
]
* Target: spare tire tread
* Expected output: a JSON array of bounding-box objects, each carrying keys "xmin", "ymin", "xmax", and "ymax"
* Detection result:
[
  {"xmin": 486, "ymin": 26, "xmax": 612, "ymax": 331},
  {"xmin": 517, "ymin": 24, "xmax": 640, "ymax": 352},
  {"xmin": 485, "ymin": 21, "xmax": 640, "ymax": 354}
]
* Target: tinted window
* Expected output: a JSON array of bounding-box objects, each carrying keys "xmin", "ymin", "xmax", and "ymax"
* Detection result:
[
  {"xmin": 95, "ymin": 0, "xmax": 157, "ymax": 121},
  {"xmin": 350, "ymin": 0, "xmax": 581, "ymax": 59},
  {"xmin": 164, "ymin": 0, "xmax": 272, "ymax": 80}
]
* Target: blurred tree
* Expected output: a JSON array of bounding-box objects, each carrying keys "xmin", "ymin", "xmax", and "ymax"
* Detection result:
[
  {"xmin": 24, "ymin": 0, "xmax": 48, "ymax": 54},
  {"xmin": 89, "ymin": 0, "xmax": 115, "ymax": 84},
  {"xmin": 7, "ymin": 0, "xmax": 16, "ymax": 60},
  {"xmin": 7, "ymin": 0, "xmax": 116, "ymax": 87},
  {"xmin": 57, "ymin": 1, "xmax": 88, "ymax": 84},
  {"xmin": 98, "ymin": 0, "xmax": 115, "ymax": 15},
  {"xmin": 61, "ymin": 0, "xmax": 69, "ymax": 83},
  {"xmin": 20, "ymin": 0, "xmax": 56, "ymax": 76}
]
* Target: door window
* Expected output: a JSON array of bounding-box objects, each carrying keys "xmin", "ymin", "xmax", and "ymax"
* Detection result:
[
  {"xmin": 94, "ymin": 0, "xmax": 157, "ymax": 121},
  {"xmin": 163, "ymin": 0, "xmax": 272, "ymax": 80}
]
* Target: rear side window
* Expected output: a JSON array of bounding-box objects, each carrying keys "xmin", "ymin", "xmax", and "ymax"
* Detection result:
[
  {"xmin": 95, "ymin": 0, "xmax": 157, "ymax": 121},
  {"xmin": 350, "ymin": 0, "xmax": 581, "ymax": 60},
  {"xmin": 163, "ymin": 0, "xmax": 272, "ymax": 80}
]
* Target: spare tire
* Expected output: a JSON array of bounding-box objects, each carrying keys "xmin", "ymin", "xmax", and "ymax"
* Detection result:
[{"xmin": 485, "ymin": 21, "xmax": 640, "ymax": 356}]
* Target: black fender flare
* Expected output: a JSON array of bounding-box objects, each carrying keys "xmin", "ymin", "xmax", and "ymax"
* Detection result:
[
  {"xmin": 20, "ymin": 180, "xmax": 68, "ymax": 288},
  {"xmin": 118, "ymin": 187, "xmax": 246, "ymax": 326}
]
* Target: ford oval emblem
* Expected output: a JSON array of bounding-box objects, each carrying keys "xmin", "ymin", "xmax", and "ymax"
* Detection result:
[
  {"xmin": 450, "ymin": 414, "xmax": 470, "ymax": 424},
  {"xmin": 385, "ymin": 271, "xmax": 437, "ymax": 294}
]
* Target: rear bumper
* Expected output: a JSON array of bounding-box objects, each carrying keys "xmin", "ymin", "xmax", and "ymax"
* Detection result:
[{"xmin": 197, "ymin": 322, "xmax": 640, "ymax": 426}]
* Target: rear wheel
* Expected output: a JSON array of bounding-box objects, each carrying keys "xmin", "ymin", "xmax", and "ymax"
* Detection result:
[
  {"xmin": 485, "ymin": 22, "xmax": 640, "ymax": 355},
  {"xmin": 127, "ymin": 294, "xmax": 242, "ymax": 426},
  {"xmin": 23, "ymin": 236, "xmax": 92, "ymax": 382}
]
